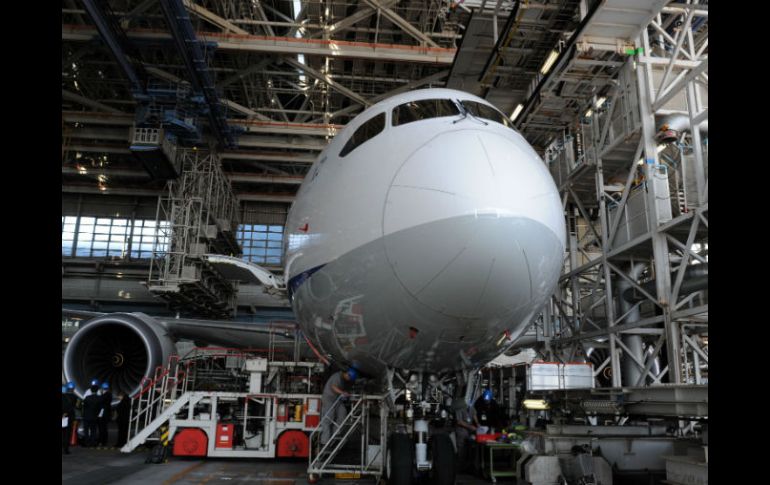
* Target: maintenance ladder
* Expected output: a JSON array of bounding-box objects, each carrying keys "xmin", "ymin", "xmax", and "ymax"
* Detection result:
[
  {"xmin": 307, "ymin": 394, "xmax": 387, "ymax": 480},
  {"xmin": 122, "ymin": 345, "xmax": 293, "ymax": 453}
]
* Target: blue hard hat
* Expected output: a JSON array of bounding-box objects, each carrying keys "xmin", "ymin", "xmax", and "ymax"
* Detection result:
[
  {"xmin": 66, "ymin": 382, "xmax": 76, "ymax": 390},
  {"xmin": 346, "ymin": 368, "xmax": 358, "ymax": 381},
  {"xmin": 62, "ymin": 385, "xmax": 67, "ymax": 393},
  {"xmin": 101, "ymin": 382, "xmax": 110, "ymax": 389},
  {"xmin": 483, "ymin": 389, "xmax": 493, "ymax": 401},
  {"xmin": 90, "ymin": 379, "xmax": 99, "ymax": 386}
]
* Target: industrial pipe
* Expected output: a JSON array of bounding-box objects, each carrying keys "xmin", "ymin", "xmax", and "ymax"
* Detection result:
[
  {"xmin": 616, "ymin": 264, "xmax": 647, "ymax": 387},
  {"xmin": 623, "ymin": 263, "xmax": 708, "ymax": 303}
]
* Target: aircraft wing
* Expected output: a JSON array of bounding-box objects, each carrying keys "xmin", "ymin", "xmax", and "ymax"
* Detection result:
[{"xmin": 156, "ymin": 316, "xmax": 298, "ymax": 350}]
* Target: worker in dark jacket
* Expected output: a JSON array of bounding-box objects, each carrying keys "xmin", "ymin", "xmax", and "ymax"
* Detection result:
[
  {"xmin": 82, "ymin": 384, "xmax": 102, "ymax": 447},
  {"xmin": 473, "ymin": 389, "xmax": 504, "ymax": 432},
  {"xmin": 98, "ymin": 382, "xmax": 113, "ymax": 447},
  {"xmin": 62, "ymin": 383, "xmax": 78, "ymax": 454},
  {"xmin": 114, "ymin": 392, "xmax": 131, "ymax": 448},
  {"xmin": 453, "ymin": 399, "xmax": 477, "ymax": 470}
]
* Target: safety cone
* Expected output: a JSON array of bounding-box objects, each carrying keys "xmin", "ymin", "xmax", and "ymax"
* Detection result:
[{"xmin": 69, "ymin": 420, "xmax": 79, "ymax": 447}]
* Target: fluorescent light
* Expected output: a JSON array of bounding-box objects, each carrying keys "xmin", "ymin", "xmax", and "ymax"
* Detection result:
[
  {"xmin": 510, "ymin": 104, "xmax": 523, "ymax": 121},
  {"xmin": 540, "ymin": 50, "xmax": 559, "ymax": 75},
  {"xmin": 596, "ymin": 97, "xmax": 607, "ymax": 108},
  {"xmin": 523, "ymin": 399, "xmax": 549, "ymax": 410},
  {"xmin": 585, "ymin": 109, "xmax": 593, "ymax": 118}
]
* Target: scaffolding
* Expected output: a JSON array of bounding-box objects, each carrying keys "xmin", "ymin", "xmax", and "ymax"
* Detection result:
[
  {"xmin": 147, "ymin": 149, "xmax": 242, "ymax": 317},
  {"xmin": 535, "ymin": 1, "xmax": 707, "ymax": 389}
]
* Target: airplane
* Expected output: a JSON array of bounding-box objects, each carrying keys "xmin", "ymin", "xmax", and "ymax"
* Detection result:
[{"xmin": 63, "ymin": 88, "xmax": 565, "ymax": 483}]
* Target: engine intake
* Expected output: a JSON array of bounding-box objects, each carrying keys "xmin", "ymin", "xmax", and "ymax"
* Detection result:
[{"xmin": 63, "ymin": 313, "xmax": 175, "ymax": 398}]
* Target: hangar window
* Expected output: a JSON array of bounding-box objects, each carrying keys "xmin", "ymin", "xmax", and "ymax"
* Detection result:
[
  {"xmin": 460, "ymin": 100, "xmax": 514, "ymax": 129},
  {"xmin": 130, "ymin": 220, "xmax": 171, "ymax": 259},
  {"xmin": 339, "ymin": 112, "xmax": 385, "ymax": 157},
  {"xmin": 61, "ymin": 215, "xmax": 169, "ymax": 259},
  {"xmin": 392, "ymin": 99, "xmax": 460, "ymax": 126},
  {"xmin": 91, "ymin": 218, "xmax": 130, "ymax": 257},
  {"xmin": 237, "ymin": 224, "xmax": 284, "ymax": 265},
  {"xmin": 62, "ymin": 216, "xmax": 77, "ymax": 257}
]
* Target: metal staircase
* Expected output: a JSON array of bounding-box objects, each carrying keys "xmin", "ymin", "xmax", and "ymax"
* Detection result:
[
  {"xmin": 121, "ymin": 393, "xmax": 192, "ymax": 453},
  {"xmin": 122, "ymin": 355, "xmax": 191, "ymax": 453},
  {"xmin": 307, "ymin": 394, "xmax": 387, "ymax": 479}
]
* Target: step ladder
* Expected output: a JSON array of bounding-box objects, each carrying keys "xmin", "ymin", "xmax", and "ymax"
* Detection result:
[
  {"xmin": 309, "ymin": 395, "xmax": 365, "ymax": 471},
  {"xmin": 122, "ymin": 354, "xmax": 190, "ymax": 452},
  {"xmin": 121, "ymin": 393, "xmax": 192, "ymax": 453},
  {"xmin": 307, "ymin": 394, "xmax": 387, "ymax": 479}
]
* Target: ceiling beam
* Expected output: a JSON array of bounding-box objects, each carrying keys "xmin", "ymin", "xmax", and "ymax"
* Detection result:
[
  {"xmin": 222, "ymin": 150, "xmax": 316, "ymax": 164},
  {"xmin": 324, "ymin": 69, "xmax": 449, "ymax": 121},
  {"xmin": 63, "ymin": 26, "xmax": 457, "ymax": 64},
  {"xmin": 62, "ymin": 89, "xmax": 124, "ymax": 114},
  {"xmin": 236, "ymin": 193, "xmax": 296, "ymax": 203},
  {"xmin": 222, "ymin": 99, "xmax": 272, "ymax": 121},
  {"xmin": 282, "ymin": 58, "xmax": 369, "ymax": 107},
  {"xmin": 63, "ymin": 111, "xmax": 340, "ymax": 137},
  {"xmin": 120, "ymin": 0, "xmax": 156, "ymax": 29},
  {"xmin": 362, "ymin": 0, "xmax": 440, "ymax": 48},
  {"xmin": 310, "ymin": 1, "xmax": 396, "ymax": 38},
  {"xmin": 182, "ymin": 0, "xmax": 249, "ymax": 35},
  {"xmin": 62, "ymin": 166, "xmax": 304, "ymax": 185},
  {"xmin": 219, "ymin": 58, "xmax": 274, "ymax": 88},
  {"xmin": 62, "ymin": 184, "xmax": 297, "ymax": 203},
  {"xmin": 144, "ymin": 65, "xmax": 188, "ymax": 85}
]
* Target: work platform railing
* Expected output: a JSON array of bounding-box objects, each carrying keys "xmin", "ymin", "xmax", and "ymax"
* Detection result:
[
  {"xmin": 307, "ymin": 394, "xmax": 387, "ymax": 479},
  {"xmin": 122, "ymin": 339, "xmax": 314, "ymax": 453}
]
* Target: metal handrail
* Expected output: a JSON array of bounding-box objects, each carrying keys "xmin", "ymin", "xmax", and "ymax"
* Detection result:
[{"xmin": 309, "ymin": 395, "xmax": 363, "ymax": 470}]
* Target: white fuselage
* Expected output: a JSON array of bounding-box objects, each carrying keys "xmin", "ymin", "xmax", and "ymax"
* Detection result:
[{"xmin": 284, "ymin": 88, "xmax": 565, "ymax": 378}]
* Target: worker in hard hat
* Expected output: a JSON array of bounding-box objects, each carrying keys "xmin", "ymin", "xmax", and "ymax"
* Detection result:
[
  {"xmin": 114, "ymin": 391, "xmax": 131, "ymax": 448},
  {"xmin": 83, "ymin": 382, "xmax": 102, "ymax": 447},
  {"xmin": 62, "ymin": 382, "xmax": 78, "ymax": 454},
  {"xmin": 473, "ymin": 389, "xmax": 503, "ymax": 433},
  {"xmin": 98, "ymin": 382, "xmax": 113, "ymax": 448},
  {"xmin": 319, "ymin": 367, "xmax": 357, "ymax": 445},
  {"xmin": 83, "ymin": 379, "xmax": 99, "ymax": 398}
]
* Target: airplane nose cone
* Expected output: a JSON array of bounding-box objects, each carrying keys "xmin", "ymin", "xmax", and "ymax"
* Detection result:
[{"xmin": 382, "ymin": 129, "xmax": 564, "ymax": 320}]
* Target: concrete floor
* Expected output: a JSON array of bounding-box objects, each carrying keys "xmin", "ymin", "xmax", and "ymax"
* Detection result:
[{"xmin": 62, "ymin": 445, "xmax": 511, "ymax": 485}]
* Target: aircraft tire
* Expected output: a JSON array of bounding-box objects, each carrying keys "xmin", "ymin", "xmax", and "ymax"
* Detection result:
[
  {"xmin": 431, "ymin": 434, "xmax": 456, "ymax": 485},
  {"xmin": 387, "ymin": 433, "xmax": 413, "ymax": 485}
]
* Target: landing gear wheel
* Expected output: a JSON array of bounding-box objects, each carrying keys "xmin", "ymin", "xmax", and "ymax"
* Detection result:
[
  {"xmin": 431, "ymin": 434, "xmax": 456, "ymax": 485},
  {"xmin": 386, "ymin": 433, "xmax": 413, "ymax": 485}
]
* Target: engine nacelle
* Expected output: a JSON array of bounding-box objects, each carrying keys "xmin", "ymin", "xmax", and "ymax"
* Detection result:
[{"xmin": 63, "ymin": 313, "xmax": 175, "ymax": 398}]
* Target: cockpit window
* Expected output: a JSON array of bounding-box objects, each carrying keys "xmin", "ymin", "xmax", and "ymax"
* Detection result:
[
  {"xmin": 339, "ymin": 112, "xmax": 386, "ymax": 157},
  {"xmin": 392, "ymin": 99, "xmax": 461, "ymax": 126},
  {"xmin": 460, "ymin": 101, "xmax": 514, "ymax": 129}
]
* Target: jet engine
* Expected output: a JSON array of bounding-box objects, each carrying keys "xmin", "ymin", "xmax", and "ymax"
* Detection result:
[{"xmin": 63, "ymin": 313, "xmax": 176, "ymax": 398}]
